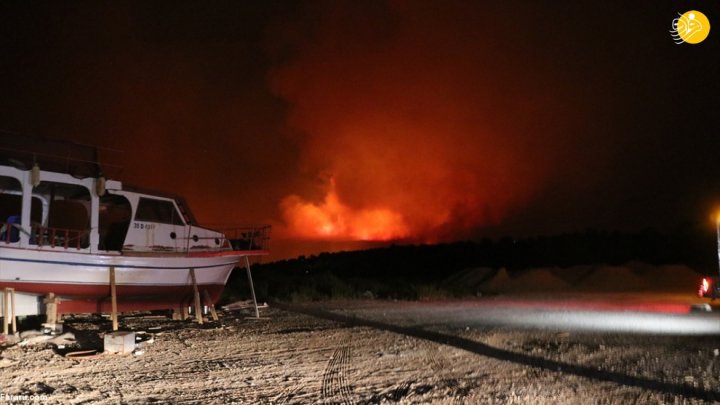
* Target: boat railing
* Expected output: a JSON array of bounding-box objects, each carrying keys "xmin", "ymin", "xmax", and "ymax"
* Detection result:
[
  {"xmin": 0, "ymin": 131, "xmax": 124, "ymax": 179},
  {"xmin": 0, "ymin": 220, "xmax": 20, "ymax": 244},
  {"xmin": 219, "ymin": 225, "xmax": 271, "ymax": 252},
  {"xmin": 30, "ymin": 224, "xmax": 90, "ymax": 250}
]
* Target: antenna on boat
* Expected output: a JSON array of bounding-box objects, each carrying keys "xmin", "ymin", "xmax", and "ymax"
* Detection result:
[{"xmin": 0, "ymin": 131, "xmax": 124, "ymax": 179}]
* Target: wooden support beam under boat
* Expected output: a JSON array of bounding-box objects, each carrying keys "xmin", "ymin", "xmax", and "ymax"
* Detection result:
[
  {"xmin": 3, "ymin": 288, "xmax": 15, "ymax": 335},
  {"xmin": 44, "ymin": 293, "xmax": 58, "ymax": 325},
  {"xmin": 9, "ymin": 288, "xmax": 16, "ymax": 335},
  {"xmin": 172, "ymin": 306, "xmax": 187, "ymax": 321},
  {"xmin": 189, "ymin": 268, "xmax": 203, "ymax": 324},
  {"xmin": 2, "ymin": 289, "xmax": 7, "ymax": 336},
  {"xmin": 110, "ymin": 266, "xmax": 118, "ymax": 331},
  {"xmin": 202, "ymin": 289, "xmax": 219, "ymax": 321},
  {"xmin": 244, "ymin": 256, "xmax": 260, "ymax": 318}
]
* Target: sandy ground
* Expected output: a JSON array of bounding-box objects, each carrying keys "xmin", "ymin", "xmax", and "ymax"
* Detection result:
[{"xmin": 0, "ymin": 296, "xmax": 719, "ymax": 404}]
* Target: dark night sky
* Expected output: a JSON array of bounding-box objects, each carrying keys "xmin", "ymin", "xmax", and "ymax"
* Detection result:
[{"xmin": 1, "ymin": 1, "xmax": 718, "ymax": 259}]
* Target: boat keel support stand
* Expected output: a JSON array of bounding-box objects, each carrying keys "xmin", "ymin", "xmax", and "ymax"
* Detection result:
[
  {"xmin": 42, "ymin": 292, "xmax": 61, "ymax": 335},
  {"xmin": 109, "ymin": 266, "xmax": 118, "ymax": 331},
  {"xmin": 189, "ymin": 268, "xmax": 203, "ymax": 325},
  {"xmin": 2, "ymin": 287, "xmax": 16, "ymax": 335},
  {"xmin": 173, "ymin": 305, "xmax": 189, "ymax": 321},
  {"xmin": 201, "ymin": 289, "xmax": 219, "ymax": 321},
  {"xmin": 244, "ymin": 256, "xmax": 260, "ymax": 318}
]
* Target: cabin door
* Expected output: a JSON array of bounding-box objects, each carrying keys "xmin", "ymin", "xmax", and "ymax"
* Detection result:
[{"xmin": 133, "ymin": 197, "xmax": 188, "ymax": 252}]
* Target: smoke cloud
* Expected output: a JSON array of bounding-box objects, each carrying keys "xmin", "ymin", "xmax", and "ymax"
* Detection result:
[{"xmin": 270, "ymin": 1, "xmax": 575, "ymax": 241}]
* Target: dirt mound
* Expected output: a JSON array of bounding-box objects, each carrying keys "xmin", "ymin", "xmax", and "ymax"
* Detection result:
[
  {"xmin": 573, "ymin": 263, "xmax": 702, "ymax": 292},
  {"xmin": 460, "ymin": 263, "xmax": 703, "ymax": 294},
  {"xmin": 576, "ymin": 265, "xmax": 653, "ymax": 292},
  {"xmin": 441, "ymin": 267, "xmax": 497, "ymax": 290},
  {"xmin": 482, "ymin": 267, "xmax": 513, "ymax": 292},
  {"xmin": 549, "ymin": 265, "xmax": 596, "ymax": 285},
  {"xmin": 481, "ymin": 268, "xmax": 569, "ymax": 293},
  {"xmin": 476, "ymin": 263, "xmax": 703, "ymax": 294},
  {"xmin": 511, "ymin": 268, "xmax": 570, "ymax": 292},
  {"xmin": 632, "ymin": 264, "xmax": 702, "ymax": 292}
]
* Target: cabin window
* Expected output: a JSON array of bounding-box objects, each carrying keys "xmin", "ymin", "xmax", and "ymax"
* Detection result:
[
  {"xmin": 135, "ymin": 197, "xmax": 185, "ymax": 225},
  {"xmin": 0, "ymin": 176, "xmax": 22, "ymax": 242},
  {"xmin": 31, "ymin": 181, "xmax": 91, "ymax": 249},
  {"xmin": 0, "ymin": 175, "xmax": 22, "ymax": 221}
]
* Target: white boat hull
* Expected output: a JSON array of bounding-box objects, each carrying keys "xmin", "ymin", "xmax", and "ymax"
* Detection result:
[{"xmin": 0, "ymin": 246, "xmax": 250, "ymax": 314}]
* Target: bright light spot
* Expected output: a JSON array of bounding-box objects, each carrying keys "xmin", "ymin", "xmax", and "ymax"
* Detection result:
[{"xmin": 699, "ymin": 277, "xmax": 711, "ymax": 297}]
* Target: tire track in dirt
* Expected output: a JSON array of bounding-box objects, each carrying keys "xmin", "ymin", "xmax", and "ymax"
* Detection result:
[
  {"xmin": 276, "ymin": 302, "xmax": 720, "ymax": 403},
  {"xmin": 321, "ymin": 346, "xmax": 353, "ymax": 404}
]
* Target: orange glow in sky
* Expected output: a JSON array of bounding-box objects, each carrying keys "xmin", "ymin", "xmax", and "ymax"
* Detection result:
[{"xmin": 266, "ymin": 2, "xmax": 575, "ymax": 243}]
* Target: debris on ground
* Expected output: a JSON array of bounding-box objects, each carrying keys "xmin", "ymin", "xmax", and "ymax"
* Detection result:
[{"xmin": 0, "ymin": 304, "xmax": 717, "ymax": 404}]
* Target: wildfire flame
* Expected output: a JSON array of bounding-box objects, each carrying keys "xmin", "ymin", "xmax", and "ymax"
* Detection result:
[{"xmin": 281, "ymin": 179, "xmax": 409, "ymax": 241}]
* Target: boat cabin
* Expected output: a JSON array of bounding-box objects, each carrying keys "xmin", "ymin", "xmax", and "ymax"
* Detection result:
[
  {"xmin": 0, "ymin": 136, "xmax": 267, "ymax": 254},
  {"xmin": 0, "ymin": 163, "xmax": 239, "ymax": 253}
]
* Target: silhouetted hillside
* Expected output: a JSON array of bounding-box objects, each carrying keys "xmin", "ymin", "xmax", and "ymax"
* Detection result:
[{"xmin": 225, "ymin": 226, "xmax": 717, "ymax": 302}]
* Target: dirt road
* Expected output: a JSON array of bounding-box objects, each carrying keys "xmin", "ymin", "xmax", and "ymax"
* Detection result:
[{"xmin": 0, "ymin": 298, "xmax": 719, "ymax": 404}]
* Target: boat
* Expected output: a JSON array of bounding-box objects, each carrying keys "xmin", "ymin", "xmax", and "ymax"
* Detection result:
[{"xmin": 0, "ymin": 133, "xmax": 269, "ymax": 317}]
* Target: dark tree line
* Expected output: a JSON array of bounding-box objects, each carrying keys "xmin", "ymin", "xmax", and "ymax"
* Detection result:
[{"xmin": 224, "ymin": 225, "xmax": 718, "ymax": 301}]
